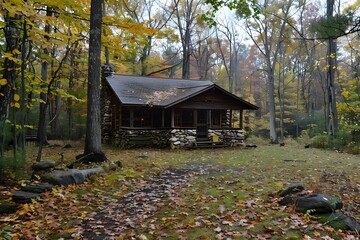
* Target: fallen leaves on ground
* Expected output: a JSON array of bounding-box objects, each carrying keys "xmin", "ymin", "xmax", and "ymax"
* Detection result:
[{"xmin": 0, "ymin": 145, "xmax": 359, "ymax": 239}]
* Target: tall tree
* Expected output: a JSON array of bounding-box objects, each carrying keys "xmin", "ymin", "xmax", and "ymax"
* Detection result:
[
  {"xmin": 84, "ymin": 0, "xmax": 103, "ymax": 155},
  {"xmin": 36, "ymin": 7, "xmax": 53, "ymax": 162},
  {"xmin": 245, "ymin": 0, "xmax": 294, "ymax": 143},
  {"xmin": 191, "ymin": 29, "xmax": 216, "ymax": 80},
  {"xmin": 215, "ymin": 18, "xmax": 248, "ymax": 93},
  {"xmin": 174, "ymin": 0, "xmax": 203, "ymax": 78},
  {"xmin": 122, "ymin": 0, "xmax": 176, "ymax": 75},
  {"xmin": 0, "ymin": 7, "xmax": 22, "ymax": 157},
  {"xmin": 325, "ymin": 0, "xmax": 338, "ymax": 136}
]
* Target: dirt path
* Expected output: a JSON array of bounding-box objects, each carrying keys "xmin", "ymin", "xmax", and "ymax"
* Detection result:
[{"xmin": 82, "ymin": 165, "xmax": 208, "ymax": 239}]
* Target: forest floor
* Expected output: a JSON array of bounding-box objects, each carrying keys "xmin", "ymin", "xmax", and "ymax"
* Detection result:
[{"xmin": 0, "ymin": 138, "xmax": 360, "ymax": 239}]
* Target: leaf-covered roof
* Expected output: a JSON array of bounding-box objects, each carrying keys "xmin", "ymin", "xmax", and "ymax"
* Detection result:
[{"xmin": 105, "ymin": 74, "xmax": 258, "ymax": 110}]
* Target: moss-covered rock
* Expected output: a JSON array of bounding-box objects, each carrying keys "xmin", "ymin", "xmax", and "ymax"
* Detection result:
[
  {"xmin": 316, "ymin": 213, "xmax": 360, "ymax": 232},
  {"xmin": 0, "ymin": 200, "xmax": 17, "ymax": 214},
  {"xmin": 295, "ymin": 194, "xmax": 343, "ymax": 213}
]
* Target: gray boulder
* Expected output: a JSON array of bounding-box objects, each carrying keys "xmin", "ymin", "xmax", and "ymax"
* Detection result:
[
  {"xmin": 21, "ymin": 183, "xmax": 54, "ymax": 193},
  {"xmin": 278, "ymin": 195, "xmax": 296, "ymax": 206},
  {"xmin": 317, "ymin": 213, "xmax": 360, "ymax": 232},
  {"xmin": 41, "ymin": 168, "xmax": 103, "ymax": 186},
  {"xmin": 12, "ymin": 191, "xmax": 40, "ymax": 203},
  {"xmin": 295, "ymin": 194, "xmax": 343, "ymax": 213},
  {"xmin": 32, "ymin": 160, "xmax": 56, "ymax": 171},
  {"xmin": 279, "ymin": 182, "xmax": 305, "ymax": 197}
]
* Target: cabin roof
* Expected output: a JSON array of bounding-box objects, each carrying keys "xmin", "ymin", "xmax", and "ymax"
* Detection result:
[{"xmin": 105, "ymin": 74, "xmax": 258, "ymax": 110}]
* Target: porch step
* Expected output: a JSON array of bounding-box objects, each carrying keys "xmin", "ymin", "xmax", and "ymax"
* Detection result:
[{"xmin": 187, "ymin": 141, "xmax": 230, "ymax": 149}]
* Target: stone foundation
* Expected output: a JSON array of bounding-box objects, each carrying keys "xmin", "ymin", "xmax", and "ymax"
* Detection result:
[
  {"xmin": 113, "ymin": 129, "xmax": 170, "ymax": 148},
  {"xmin": 110, "ymin": 128, "xmax": 245, "ymax": 149},
  {"xmin": 169, "ymin": 129, "xmax": 245, "ymax": 149}
]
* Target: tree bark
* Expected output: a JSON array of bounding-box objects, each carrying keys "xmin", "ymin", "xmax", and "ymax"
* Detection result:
[
  {"xmin": 36, "ymin": 7, "xmax": 52, "ymax": 162},
  {"xmin": 20, "ymin": 19, "xmax": 28, "ymax": 152},
  {"xmin": 174, "ymin": 0, "xmax": 200, "ymax": 79},
  {"xmin": 0, "ymin": 11, "xmax": 21, "ymax": 157},
  {"xmin": 326, "ymin": 0, "xmax": 338, "ymax": 135},
  {"xmin": 84, "ymin": 0, "xmax": 103, "ymax": 155}
]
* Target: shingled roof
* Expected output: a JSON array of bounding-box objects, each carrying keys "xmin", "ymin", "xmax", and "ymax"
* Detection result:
[{"xmin": 105, "ymin": 74, "xmax": 258, "ymax": 109}]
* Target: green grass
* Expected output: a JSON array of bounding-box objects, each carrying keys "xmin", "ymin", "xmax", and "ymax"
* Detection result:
[{"xmin": 117, "ymin": 143, "xmax": 359, "ymax": 239}]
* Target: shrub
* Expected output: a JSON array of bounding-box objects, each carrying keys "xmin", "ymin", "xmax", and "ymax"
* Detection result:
[
  {"xmin": 311, "ymin": 134, "xmax": 329, "ymax": 148},
  {"xmin": 0, "ymin": 151, "xmax": 26, "ymax": 184},
  {"xmin": 345, "ymin": 141, "xmax": 360, "ymax": 154},
  {"xmin": 327, "ymin": 127, "xmax": 353, "ymax": 150}
]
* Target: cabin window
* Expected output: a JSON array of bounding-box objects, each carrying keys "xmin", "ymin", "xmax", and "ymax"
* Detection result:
[
  {"xmin": 174, "ymin": 110, "xmax": 194, "ymax": 127},
  {"xmin": 134, "ymin": 109, "xmax": 152, "ymax": 127},
  {"xmin": 211, "ymin": 110, "xmax": 222, "ymax": 127}
]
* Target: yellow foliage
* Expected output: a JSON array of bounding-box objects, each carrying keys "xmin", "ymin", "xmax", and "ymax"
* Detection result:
[
  {"xmin": 0, "ymin": 79, "xmax": 7, "ymax": 86},
  {"xmin": 14, "ymin": 102, "xmax": 21, "ymax": 108},
  {"xmin": 12, "ymin": 49, "xmax": 21, "ymax": 55},
  {"xmin": 3, "ymin": 52, "xmax": 13, "ymax": 58},
  {"xmin": 341, "ymin": 89, "xmax": 349, "ymax": 99},
  {"xmin": 17, "ymin": 203, "xmax": 36, "ymax": 216},
  {"xmin": 14, "ymin": 94, "xmax": 20, "ymax": 101}
]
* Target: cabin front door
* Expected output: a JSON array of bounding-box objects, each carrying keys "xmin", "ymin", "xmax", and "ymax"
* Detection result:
[{"xmin": 196, "ymin": 110, "xmax": 208, "ymax": 141}]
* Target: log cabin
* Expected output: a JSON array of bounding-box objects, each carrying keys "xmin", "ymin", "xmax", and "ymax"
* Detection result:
[{"xmin": 101, "ymin": 67, "xmax": 258, "ymax": 148}]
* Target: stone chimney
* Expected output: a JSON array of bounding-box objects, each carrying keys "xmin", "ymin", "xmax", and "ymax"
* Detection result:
[{"xmin": 101, "ymin": 65, "xmax": 114, "ymax": 144}]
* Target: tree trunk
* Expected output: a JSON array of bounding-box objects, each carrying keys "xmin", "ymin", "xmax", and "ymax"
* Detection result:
[
  {"xmin": 36, "ymin": 7, "xmax": 52, "ymax": 162},
  {"xmin": 68, "ymin": 45, "xmax": 76, "ymax": 139},
  {"xmin": 268, "ymin": 69, "xmax": 278, "ymax": 143},
  {"xmin": 20, "ymin": 18, "xmax": 28, "ymax": 152},
  {"xmin": 49, "ymin": 41, "xmax": 60, "ymax": 138},
  {"xmin": 84, "ymin": 0, "xmax": 103, "ymax": 155},
  {"xmin": 0, "ymin": 11, "xmax": 21, "ymax": 157},
  {"xmin": 325, "ymin": 0, "xmax": 338, "ymax": 136},
  {"xmin": 175, "ymin": 0, "xmax": 199, "ymax": 79},
  {"xmin": 182, "ymin": 28, "xmax": 191, "ymax": 79}
]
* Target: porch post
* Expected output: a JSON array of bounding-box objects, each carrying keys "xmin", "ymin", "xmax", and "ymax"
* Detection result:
[
  {"xmin": 162, "ymin": 109, "xmax": 165, "ymax": 128},
  {"xmin": 208, "ymin": 110, "xmax": 211, "ymax": 128},
  {"xmin": 240, "ymin": 110, "xmax": 243, "ymax": 129},
  {"xmin": 130, "ymin": 109, "xmax": 134, "ymax": 127},
  {"xmin": 171, "ymin": 109, "xmax": 174, "ymax": 128},
  {"xmin": 229, "ymin": 110, "xmax": 233, "ymax": 127},
  {"xmin": 119, "ymin": 105, "xmax": 122, "ymax": 128},
  {"xmin": 194, "ymin": 110, "xmax": 198, "ymax": 125}
]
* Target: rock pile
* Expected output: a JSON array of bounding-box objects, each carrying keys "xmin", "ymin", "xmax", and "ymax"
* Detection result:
[
  {"xmin": 1, "ymin": 157, "xmax": 111, "ymax": 215},
  {"xmin": 169, "ymin": 129, "xmax": 197, "ymax": 148},
  {"xmin": 278, "ymin": 182, "xmax": 360, "ymax": 232},
  {"xmin": 169, "ymin": 129, "xmax": 245, "ymax": 149}
]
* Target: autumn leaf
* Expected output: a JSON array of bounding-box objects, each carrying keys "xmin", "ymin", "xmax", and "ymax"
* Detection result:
[
  {"xmin": 341, "ymin": 89, "xmax": 349, "ymax": 98},
  {"xmin": 13, "ymin": 94, "xmax": 20, "ymax": 101},
  {"xmin": 17, "ymin": 203, "xmax": 35, "ymax": 216},
  {"xmin": 238, "ymin": 219, "xmax": 249, "ymax": 227},
  {"xmin": 14, "ymin": 102, "xmax": 20, "ymax": 108},
  {"xmin": 0, "ymin": 79, "xmax": 7, "ymax": 85},
  {"xmin": 12, "ymin": 49, "xmax": 21, "ymax": 55},
  {"xmin": 218, "ymin": 205, "xmax": 226, "ymax": 214}
]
